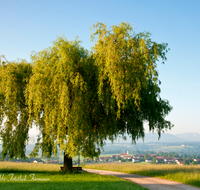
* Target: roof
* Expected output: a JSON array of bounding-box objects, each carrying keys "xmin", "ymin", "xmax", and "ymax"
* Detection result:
[
  {"xmin": 156, "ymin": 156, "xmax": 164, "ymax": 159},
  {"xmin": 163, "ymin": 157, "xmax": 175, "ymax": 160},
  {"xmin": 120, "ymin": 153, "xmax": 128, "ymax": 155}
]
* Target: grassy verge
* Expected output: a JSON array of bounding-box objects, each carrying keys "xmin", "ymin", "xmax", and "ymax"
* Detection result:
[
  {"xmin": 0, "ymin": 162, "xmax": 148, "ymax": 190},
  {"xmin": 84, "ymin": 163, "xmax": 200, "ymax": 188}
]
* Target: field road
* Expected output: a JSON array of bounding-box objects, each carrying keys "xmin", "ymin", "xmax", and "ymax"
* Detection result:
[{"xmin": 84, "ymin": 169, "xmax": 200, "ymax": 190}]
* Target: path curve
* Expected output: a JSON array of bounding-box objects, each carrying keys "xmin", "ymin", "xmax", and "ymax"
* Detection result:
[{"xmin": 84, "ymin": 168, "xmax": 200, "ymax": 190}]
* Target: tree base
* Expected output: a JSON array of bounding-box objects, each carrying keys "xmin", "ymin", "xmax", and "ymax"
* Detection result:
[{"xmin": 63, "ymin": 152, "xmax": 73, "ymax": 172}]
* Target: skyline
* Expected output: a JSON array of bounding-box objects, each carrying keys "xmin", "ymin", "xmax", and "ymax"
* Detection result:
[{"xmin": 1, "ymin": 0, "xmax": 200, "ymax": 135}]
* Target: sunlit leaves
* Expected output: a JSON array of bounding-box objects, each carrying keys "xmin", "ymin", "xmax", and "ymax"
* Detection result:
[
  {"xmin": 27, "ymin": 37, "xmax": 101, "ymax": 157},
  {"xmin": 0, "ymin": 61, "xmax": 32, "ymax": 159},
  {"xmin": 0, "ymin": 22, "xmax": 173, "ymax": 160},
  {"xmin": 91, "ymin": 22, "xmax": 169, "ymax": 116}
]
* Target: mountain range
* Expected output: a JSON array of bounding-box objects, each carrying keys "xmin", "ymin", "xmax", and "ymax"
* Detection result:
[{"xmin": 107, "ymin": 132, "xmax": 200, "ymax": 144}]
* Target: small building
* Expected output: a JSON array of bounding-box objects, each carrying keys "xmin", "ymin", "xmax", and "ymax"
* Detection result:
[
  {"xmin": 104, "ymin": 157, "xmax": 114, "ymax": 162},
  {"xmin": 156, "ymin": 156, "xmax": 164, "ymax": 159},
  {"xmin": 99, "ymin": 157, "xmax": 105, "ymax": 162},
  {"xmin": 175, "ymin": 159, "xmax": 183, "ymax": 163},
  {"xmin": 120, "ymin": 153, "xmax": 128, "ymax": 158},
  {"xmin": 120, "ymin": 153, "xmax": 128, "ymax": 157},
  {"xmin": 156, "ymin": 158, "xmax": 164, "ymax": 163},
  {"xmin": 123, "ymin": 156, "xmax": 132, "ymax": 160},
  {"xmin": 177, "ymin": 161, "xmax": 183, "ymax": 165},
  {"xmin": 164, "ymin": 157, "xmax": 175, "ymax": 163},
  {"xmin": 132, "ymin": 158, "xmax": 140, "ymax": 163},
  {"xmin": 145, "ymin": 159, "xmax": 152, "ymax": 163},
  {"xmin": 112, "ymin": 155, "xmax": 118, "ymax": 159},
  {"xmin": 93, "ymin": 158, "xmax": 98, "ymax": 162},
  {"xmin": 120, "ymin": 150, "xmax": 129, "ymax": 158}
]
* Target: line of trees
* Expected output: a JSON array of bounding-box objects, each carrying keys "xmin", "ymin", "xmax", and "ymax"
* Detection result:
[{"xmin": 0, "ymin": 22, "xmax": 173, "ymax": 171}]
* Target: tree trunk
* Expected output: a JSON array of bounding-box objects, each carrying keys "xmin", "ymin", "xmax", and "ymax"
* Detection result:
[{"xmin": 63, "ymin": 152, "xmax": 73, "ymax": 172}]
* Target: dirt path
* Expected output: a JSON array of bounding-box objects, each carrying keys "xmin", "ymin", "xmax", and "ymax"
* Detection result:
[{"xmin": 84, "ymin": 168, "xmax": 200, "ymax": 190}]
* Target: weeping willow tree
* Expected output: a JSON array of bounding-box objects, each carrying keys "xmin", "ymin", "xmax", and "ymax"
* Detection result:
[
  {"xmin": 0, "ymin": 60, "xmax": 32, "ymax": 159},
  {"xmin": 0, "ymin": 22, "xmax": 173, "ymax": 171},
  {"xmin": 26, "ymin": 37, "xmax": 106, "ymax": 171}
]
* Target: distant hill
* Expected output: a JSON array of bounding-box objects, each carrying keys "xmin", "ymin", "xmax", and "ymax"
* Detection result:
[
  {"xmin": 138, "ymin": 133, "xmax": 186, "ymax": 143},
  {"xmin": 174, "ymin": 133, "xmax": 200, "ymax": 142},
  {"xmin": 1, "ymin": 133, "xmax": 199, "ymax": 155},
  {"xmin": 107, "ymin": 133, "xmax": 192, "ymax": 144}
]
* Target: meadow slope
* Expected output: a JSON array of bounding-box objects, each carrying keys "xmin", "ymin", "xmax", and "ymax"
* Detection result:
[
  {"xmin": 0, "ymin": 162, "xmax": 148, "ymax": 190},
  {"xmin": 84, "ymin": 163, "xmax": 200, "ymax": 188}
]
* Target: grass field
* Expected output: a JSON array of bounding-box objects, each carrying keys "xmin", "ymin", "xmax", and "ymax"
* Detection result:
[
  {"xmin": 84, "ymin": 163, "xmax": 200, "ymax": 188},
  {"xmin": 0, "ymin": 162, "xmax": 148, "ymax": 190}
]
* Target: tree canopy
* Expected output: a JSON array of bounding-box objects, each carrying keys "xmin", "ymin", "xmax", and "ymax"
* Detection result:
[{"xmin": 0, "ymin": 22, "xmax": 173, "ymax": 163}]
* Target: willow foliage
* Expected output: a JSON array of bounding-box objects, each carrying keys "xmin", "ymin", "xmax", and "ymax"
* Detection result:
[
  {"xmin": 27, "ymin": 37, "xmax": 111, "ymax": 157},
  {"xmin": 0, "ymin": 22, "xmax": 173, "ymax": 159},
  {"xmin": 91, "ymin": 22, "xmax": 173, "ymax": 141},
  {"xmin": 0, "ymin": 60, "xmax": 32, "ymax": 159},
  {"xmin": 91, "ymin": 22, "xmax": 168, "ymax": 112}
]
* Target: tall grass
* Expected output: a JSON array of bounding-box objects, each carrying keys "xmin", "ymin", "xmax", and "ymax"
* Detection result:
[
  {"xmin": 0, "ymin": 162, "xmax": 61, "ymax": 173},
  {"xmin": 84, "ymin": 163, "xmax": 200, "ymax": 187},
  {"xmin": 0, "ymin": 162, "xmax": 148, "ymax": 190}
]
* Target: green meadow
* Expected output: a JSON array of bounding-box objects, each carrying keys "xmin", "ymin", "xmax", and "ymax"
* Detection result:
[
  {"xmin": 84, "ymin": 163, "xmax": 200, "ymax": 188},
  {"xmin": 0, "ymin": 162, "xmax": 148, "ymax": 190}
]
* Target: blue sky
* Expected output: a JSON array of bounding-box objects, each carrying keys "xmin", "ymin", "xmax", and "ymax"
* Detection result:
[{"xmin": 1, "ymin": 0, "xmax": 200, "ymax": 135}]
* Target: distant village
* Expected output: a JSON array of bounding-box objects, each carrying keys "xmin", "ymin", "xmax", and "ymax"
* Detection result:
[
  {"xmin": 88, "ymin": 151, "xmax": 200, "ymax": 166},
  {"xmin": 1, "ymin": 150, "xmax": 200, "ymax": 166}
]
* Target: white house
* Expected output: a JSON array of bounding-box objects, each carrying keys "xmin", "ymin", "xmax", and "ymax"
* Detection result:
[
  {"xmin": 105, "ymin": 157, "xmax": 114, "ymax": 162},
  {"xmin": 145, "ymin": 159, "xmax": 152, "ymax": 163},
  {"xmin": 99, "ymin": 157, "xmax": 105, "ymax": 162},
  {"xmin": 164, "ymin": 157, "xmax": 175, "ymax": 163},
  {"xmin": 123, "ymin": 156, "xmax": 132, "ymax": 160},
  {"xmin": 132, "ymin": 158, "xmax": 140, "ymax": 163}
]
